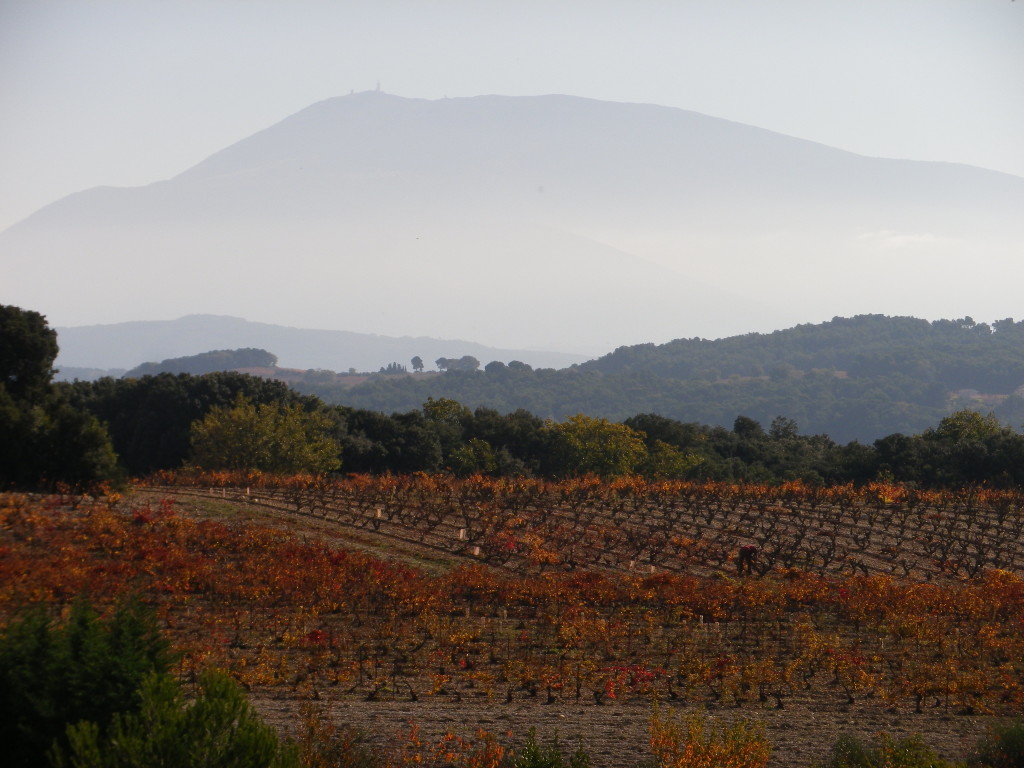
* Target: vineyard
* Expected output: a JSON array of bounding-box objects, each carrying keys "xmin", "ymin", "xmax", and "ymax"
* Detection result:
[
  {"xmin": 3, "ymin": 473, "xmax": 1024, "ymax": 766},
  {"xmin": 147, "ymin": 470, "xmax": 1024, "ymax": 581}
]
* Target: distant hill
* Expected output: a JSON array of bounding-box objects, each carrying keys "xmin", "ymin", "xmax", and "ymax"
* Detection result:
[
  {"xmin": 122, "ymin": 348, "xmax": 278, "ymax": 378},
  {"xmin": 55, "ymin": 366, "xmax": 128, "ymax": 382},
  {"xmin": 5, "ymin": 92, "xmax": 1024, "ymax": 352},
  {"xmin": 52, "ymin": 315, "xmax": 589, "ymax": 377},
  {"xmin": 308, "ymin": 314, "xmax": 1024, "ymax": 443},
  {"xmin": 581, "ymin": 315, "xmax": 1024, "ymax": 389}
]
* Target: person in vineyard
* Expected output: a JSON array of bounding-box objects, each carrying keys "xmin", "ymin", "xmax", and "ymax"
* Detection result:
[{"xmin": 737, "ymin": 544, "xmax": 758, "ymax": 575}]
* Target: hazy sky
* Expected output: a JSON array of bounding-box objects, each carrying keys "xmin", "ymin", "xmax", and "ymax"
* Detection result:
[{"xmin": 1, "ymin": 0, "xmax": 1021, "ymax": 234}]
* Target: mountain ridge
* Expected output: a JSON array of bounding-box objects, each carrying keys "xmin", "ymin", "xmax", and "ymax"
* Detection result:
[
  {"xmin": 5, "ymin": 92, "xmax": 1023, "ymax": 350},
  {"xmin": 53, "ymin": 313, "xmax": 590, "ymax": 374},
  {"xmin": 17, "ymin": 93, "xmax": 1023, "ymax": 235}
]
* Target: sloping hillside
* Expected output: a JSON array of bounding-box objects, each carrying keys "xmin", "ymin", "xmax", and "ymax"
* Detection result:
[
  {"xmin": 583, "ymin": 314, "xmax": 1024, "ymax": 389},
  {"xmin": 314, "ymin": 315, "xmax": 1024, "ymax": 442}
]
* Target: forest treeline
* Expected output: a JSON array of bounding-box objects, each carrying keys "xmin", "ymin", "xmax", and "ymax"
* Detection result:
[
  {"xmin": 6, "ymin": 304, "xmax": 1024, "ymax": 491},
  {"xmin": 60, "ymin": 371, "xmax": 1024, "ymax": 488},
  {"xmin": 297, "ymin": 315, "xmax": 1024, "ymax": 444}
]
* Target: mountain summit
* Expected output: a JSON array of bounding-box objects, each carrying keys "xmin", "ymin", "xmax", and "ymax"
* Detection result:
[{"xmin": 3, "ymin": 92, "xmax": 1022, "ymax": 352}]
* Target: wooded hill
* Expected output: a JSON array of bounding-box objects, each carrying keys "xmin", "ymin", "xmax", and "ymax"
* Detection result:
[
  {"xmin": 298, "ymin": 315, "xmax": 1024, "ymax": 443},
  {"xmin": 123, "ymin": 348, "xmax": 278, "ymax": 378}
]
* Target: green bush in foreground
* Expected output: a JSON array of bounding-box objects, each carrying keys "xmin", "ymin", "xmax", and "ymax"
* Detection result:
[
  {"xmin": 817, "ymin": 732, "xmax": 964, "ymax": 768},
  {"xmin": 0, "ymin": 598, "xmax": 174, "ymax": 768},
  {"xmin": 512, "ymin": 728, "xmax": 591, "ymax": 768},
  {"xmin": 973, "ymin": 721, "xmax": 1024, "ymax": 768},
  {"xmin": 54, "ymin": 669, "xmax": 301, "ymax": 768}
]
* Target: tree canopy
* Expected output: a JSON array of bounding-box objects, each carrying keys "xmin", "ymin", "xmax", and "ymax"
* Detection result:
[
  {"xmin": 0, "ymin": 598, "xmax": 174, "ymax": 768},
  {"xmin": 0, "ymin": 305, "xmax": 118, "ymax": 490},
  {"xmin": 189, "ymin": 395, "xmax": 341, "ymax": 474},
  {"xmin": 548, "ymin": 414, "xmax": 648, "ymax": 477},
  {"xmin": 61, "ymin": 372, "xmax": 319, "ymax": 476},
  {"xmin": 0, "ymin": 304, "xmax": 58, "ymax": 402}
]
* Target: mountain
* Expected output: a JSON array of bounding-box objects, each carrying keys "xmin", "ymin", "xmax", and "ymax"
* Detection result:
[
  {"xmin": 4, "ymin": 92, "xmax": 1024, "ymax": 352},
  {"xmin": 52, "ymin": 314, "xmax": 589, "ymax": 375}
]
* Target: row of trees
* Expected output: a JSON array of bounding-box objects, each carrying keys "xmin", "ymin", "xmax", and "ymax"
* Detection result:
[
  {"xmin": 585, "ymin": 314, "xmax": 1024, "ymax": 385},
  {"xmin": 6, "ymin": 304, "xmax": 1024, "ymax": 489},
  {"xmin": 387, "ymin": 356, "xmax": 487, "ymax": 374},
  {"xmin": 65, "ymin": 368, "xmax": 1024, "ymax": 488}
]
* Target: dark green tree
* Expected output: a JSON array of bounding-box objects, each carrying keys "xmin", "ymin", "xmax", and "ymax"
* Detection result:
[
  {"xmin": 32, "ymin": 398, "xmax": 122, "ymax": 488},
  {"xmin": 0, "ymin": 305, "xmax": 119, "ymax": 490},
  {"xmin": 450, "ymin": 355, "xmax": 481, "ymax": 372},
  {"xmin": 0, "ymin": 304, "xmax": 58, "ymax": 402},
  {"xmin": 624, "ymin": 413, "xmax": 708, "ymax": 452},
  {"xmin": 638, "ymin": 440, "xmax": 703, "ymax": 480},
  {"xmin": 484, "ymin": 360, "xmax": 508, "ymax": 375},
  {"xmin": 63, "ymin": 372, "xmax": 318, "ymax": 475},
  {"xmin": 733, "ymin": 415, "xmax": 765, "ymax": 441},
  {"xmin": 465, "ymin": 407, "xmax": 549, "ymax": 475},
  {"xmin": 0, "ymin": 598, "xmax": 174, "ymax": 768},
  {"xmin": 336, "ymin": 407, "xmax": 442, "ymax": 473},
  {"xmin": 421, "ymin": 396, "xmax": 472, "ymax": 469},
  {"xmin": 972, "ymin": 720, "xmax": 1024, "ymax": 768},
  {"xmin": 55, "ymin": 670, "xmax": 300, "ymax": 768},
  {"xmin": 448, "ymin": 437, "xmax": 498, "ymax": 476}
]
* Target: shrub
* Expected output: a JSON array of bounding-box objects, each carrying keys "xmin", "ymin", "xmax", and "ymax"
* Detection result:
[
  {"xmin": 0, "ymin": 597, "xmax": 174, "ymax": 768},
  {"xmin": 972, "ymin": 720, "xmax": 1024, "ymax": 768},
  {"xmin": 295, "ymin": 702, "xmax": 381, "ymax": 768},
  {"xmin": 511, "ymin": 728, "xmax": 591, "ymax": 768},
  {"xmin": 648, "ymin": 709, "xmax": 770, "ymax": 768},
  {"xmin": 53, "ymin": 669, "xmax": 301, "ymax": 768},
  {"xmin": 817, "ymin": 732, "xmax": 964, "ymax": 768}
]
